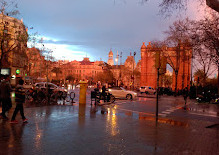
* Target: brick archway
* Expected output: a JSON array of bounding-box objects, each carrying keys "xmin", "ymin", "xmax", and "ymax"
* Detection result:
[{"xmin": 140, "ymin": 42, "xmax": 192, "ymax": 91}]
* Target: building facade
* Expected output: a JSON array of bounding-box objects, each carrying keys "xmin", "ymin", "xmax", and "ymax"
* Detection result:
[
  {"xmin": 55, "ymin": 57, "xmax": 104, "ymax": 84},
  {"xmin": 140, "ymin": 42, "xmax": 192, "ymax": 91},
  {"xmin": 0, "ymin": 13, "xmax": 28, "ymax": 85}
]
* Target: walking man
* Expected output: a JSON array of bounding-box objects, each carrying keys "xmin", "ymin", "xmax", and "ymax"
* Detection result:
[
  {"xmin": 0, "ymin": 75, "xmax": 12, "ymax": 120},
  {"xmin": 183, "ymin": 87, "xmax": 189, "ymax": 107},
  {"xmin": 10, "ymin": 78, "xmax": 28, "ymax": 123}
]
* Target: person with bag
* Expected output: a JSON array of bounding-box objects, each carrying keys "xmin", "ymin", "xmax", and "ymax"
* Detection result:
[
  {"xmin": 0, "ymin": 75, "xmax": 12, "ymax": 120},
  {"xmin": 10, "ymin": 78, "xmax": 28, "ymax": 124}
]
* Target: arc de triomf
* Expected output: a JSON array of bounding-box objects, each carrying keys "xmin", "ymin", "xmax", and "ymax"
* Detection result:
[{"xmin": 140, "ymin": 42, "xmax": 192, "ymax": 91}]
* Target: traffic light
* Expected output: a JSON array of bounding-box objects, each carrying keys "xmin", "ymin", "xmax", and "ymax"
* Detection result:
[{"xmin": 16, "ymin": 69, "xmax": 20, "ymax": 75}]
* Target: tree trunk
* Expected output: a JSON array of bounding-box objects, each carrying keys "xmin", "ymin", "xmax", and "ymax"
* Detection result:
[{"xmin": 175, "ymin": 71, "xmax": 178, "ymax": 96}]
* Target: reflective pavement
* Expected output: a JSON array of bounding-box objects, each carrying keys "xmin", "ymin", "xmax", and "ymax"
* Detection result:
[{"xmin": 0, "ymin": 90, "xmax": 219, "ymax": 154}]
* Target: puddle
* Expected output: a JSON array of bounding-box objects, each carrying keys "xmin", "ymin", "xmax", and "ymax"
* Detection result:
[{"xmin": 139, "ymin": 114, "xmax": 189, "ymax": 127}]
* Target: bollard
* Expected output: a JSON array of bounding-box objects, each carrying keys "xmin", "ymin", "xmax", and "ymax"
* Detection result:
[{"xmin": 79, "ymin": 80, "xmax": 88, "ymax": 104}]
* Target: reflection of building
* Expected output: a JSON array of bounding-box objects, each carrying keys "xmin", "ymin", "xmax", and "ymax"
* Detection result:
[{"xmin": 0, "ymin": 13, "xmax": 28, "ymax": 79}]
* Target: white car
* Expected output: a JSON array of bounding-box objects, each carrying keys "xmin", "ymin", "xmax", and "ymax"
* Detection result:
[
  {"xmin": 139, "ymin": 86, "xmax": 156, "ymax": 94},
  {"xmin": 108, "ymin": 87, "xmax": 137, "ymax": 100},
  {"xmin": 34, "ymin": 82, "xmax": 67, "ymax": 92}
]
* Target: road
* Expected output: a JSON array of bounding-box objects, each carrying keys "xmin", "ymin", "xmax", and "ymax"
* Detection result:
[
  {"xmin": 63, "ymin": 88, "xmax": 219, "ymax": 126},
  {"xmin": 0, "ymin": 88, "xmax": 219, "ymax": 154}
]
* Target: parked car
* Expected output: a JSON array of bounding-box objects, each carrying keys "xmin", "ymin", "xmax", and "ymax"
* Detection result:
[
  {"xmin": 23, "ymin": 82, "xmax": 33, "ymax": 89},
  {"xmin": 34, "ymin": 82, "xmax": 67, "ymax": 92},
  {"xmin": 108, "ymin": 87, "xmax": 137, "ymax": 100},
  {"xmin": 139, "ymin": 86, "xmax": 156, "ymax": 94},
  {"xmin": 23, "ymin": 76, "xmax": 33, "ymax": 89}
]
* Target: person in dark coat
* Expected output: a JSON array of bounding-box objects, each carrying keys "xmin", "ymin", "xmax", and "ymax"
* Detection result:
[
  {"xmin": 101, "ymin": 85, "xmax": 106, "ymax": 102},
  {"xmin": 183, "ymin": 87, "xmax": 189, "ymax": 106},
  {"xmin": 10, "ymin": 79, "xmax": 28, "ymax": 123},
  {"xmin": 0, "ymin": 75, "xmax": 12, "ymax": 120}
]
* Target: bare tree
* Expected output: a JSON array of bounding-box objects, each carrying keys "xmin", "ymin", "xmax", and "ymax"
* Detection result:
[
  {"xmin": 0, "ymin": 0, "xmax": 28, "ymax": 68},
  {"xmin": 140, "ymin": 0, "xmax": 218, "ymax": 15},
  {"xmin": 163, "ymin": 19, "xmax": 192, "ymax": 94},
  {"xmin": 159, "ymin": 0, "xmax": 219, "ymax": 14},
  {"xmin": 192, "ymin": 47, "xmax": 217, "ymax": 86},
  {"xmin": 192, "ymin": 12, "xmax": 219, "ymax": 92}
]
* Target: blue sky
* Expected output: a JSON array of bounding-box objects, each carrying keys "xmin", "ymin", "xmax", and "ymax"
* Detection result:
[{"xmin": 11, "ymin": 0, "xmax": 205, "ymax": 63}]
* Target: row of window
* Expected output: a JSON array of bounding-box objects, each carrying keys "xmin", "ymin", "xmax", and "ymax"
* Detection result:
[{"xmin": 66, "ymin": 70, "xmax": 101, "ymax": 74}]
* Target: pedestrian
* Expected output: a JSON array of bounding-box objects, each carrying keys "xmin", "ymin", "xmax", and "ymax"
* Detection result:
[
  {"xmin": 10, "ymin": 78, "xmax": 28, "ymax": 124},
  {"xmin": 183, "ymin": 87, "xmax": 189, "ymax": 107},
  {"xmin": 101, "ymin": 85, "xmax": 106, "ymax": 102},
  {"xmin": 0, "ymin": 75, "xmax": 12, "ymax": 120}
]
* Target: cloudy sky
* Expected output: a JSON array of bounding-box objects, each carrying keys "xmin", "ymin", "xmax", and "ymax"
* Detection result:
[{"xmin": 12, "ymin": 0, "xmax": 205, "ymax": 62}]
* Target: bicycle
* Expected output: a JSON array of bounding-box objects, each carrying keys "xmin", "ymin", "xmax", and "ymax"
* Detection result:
[{"xmin": 65, "ymin": 91, "xmax": 75, "ymax": 103}]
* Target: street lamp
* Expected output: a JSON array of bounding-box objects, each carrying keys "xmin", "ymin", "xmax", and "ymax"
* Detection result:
[{"xmin": 133, "ymin": 52, "xmax": 136, "ymax": 90}]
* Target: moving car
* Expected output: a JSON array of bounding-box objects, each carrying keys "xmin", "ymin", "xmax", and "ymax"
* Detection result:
[
  {"xmin": 34, "ymin": 82, "xmax": 67, "ymax": 92},
  {"xmin": 139, "ymin": 86, "xmax": 156, "ymax": 94},
  {"xmin": 108, "ymin": 87, "xmax": 137, "ymax": 100}
]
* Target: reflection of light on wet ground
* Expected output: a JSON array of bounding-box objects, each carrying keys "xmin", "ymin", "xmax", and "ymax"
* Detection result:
[
  {"xmin": 106, "ymin": 108, "xmax": 119, "ymax": 136},
  {"xmin": 179, "ymin": 106, "xmax": 219, "ymax": 118},
  {"xmin": 139, "ymin": 114, "xmax": 189, "ymax": 127},
  {"xmin": 106, "ymin": 106, "xmax": 188, "ymax": 127},
  {"xmin": 35, "ymin": 124, "xmax": 43, "ymax": 150},
  {"xmin": 138, "ymin": 97, "xmax": 154, "ymax": 102}
]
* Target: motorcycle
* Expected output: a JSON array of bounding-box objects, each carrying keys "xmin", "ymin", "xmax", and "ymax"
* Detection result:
[{"xmin": 196, "ymin": 91, "xmax": 212, "ymax": 103}]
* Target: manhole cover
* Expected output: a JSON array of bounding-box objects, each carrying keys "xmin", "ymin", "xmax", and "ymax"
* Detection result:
[{"xmin": 206, "ymin": 124, "xmax": 219, "ymax": 129}]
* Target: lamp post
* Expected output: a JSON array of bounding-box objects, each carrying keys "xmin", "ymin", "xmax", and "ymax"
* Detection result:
[
  {"xmin": 133, "ymin": 52, "xmax": 136, "ymax": 90},
  {"xmin": 115, "ymin": 57, "xmax": 118, "ymax": 86}
]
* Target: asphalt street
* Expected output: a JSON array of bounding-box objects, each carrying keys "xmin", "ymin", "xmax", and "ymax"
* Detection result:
[{"xmin": 0, "ymin": 88, "xmax": 218, "ymax": 154}]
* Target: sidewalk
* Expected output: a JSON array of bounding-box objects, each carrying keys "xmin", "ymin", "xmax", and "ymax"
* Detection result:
[{"xmin": 0, "ymin": 93, "xmax": 218, "ymax": 154}]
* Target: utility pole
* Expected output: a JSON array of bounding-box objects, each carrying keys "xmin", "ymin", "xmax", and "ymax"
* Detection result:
[
  {"xmin": 155, "ymin": 50, "xmax": 161, "ymax": 123},
  {"xmin": 133, "ymin": 52, "xmax": 136, "ymax": 90}
]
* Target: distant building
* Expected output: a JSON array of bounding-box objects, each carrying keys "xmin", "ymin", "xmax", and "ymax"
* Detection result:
[
  {"xmin": 107, "ymin": 49, "xmax": 114, "ymax": 66},
  {"xmin": 57, "ymin": 57, "xmax": 104, "ymax": 84}
]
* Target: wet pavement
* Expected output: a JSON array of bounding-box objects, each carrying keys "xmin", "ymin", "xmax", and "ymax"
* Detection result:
[{"xmin": 0, "ymin": 90, "xmax": 219, "ymax": 154}]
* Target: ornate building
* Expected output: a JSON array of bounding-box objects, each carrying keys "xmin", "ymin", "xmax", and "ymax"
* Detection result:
[
  {"xmin": 107, "ymin": 49, "xmax": 114, "ymax": 66},
  {"xmin": 140, "ymin": 42, "xmax": 192, "ymax": 91},
  {"xmin": 57, "ymin": 57, "xmax": 104, "ymax": 84}
]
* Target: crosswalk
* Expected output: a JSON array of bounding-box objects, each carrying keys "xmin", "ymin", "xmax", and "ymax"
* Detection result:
[
  {"xmin": 159, "ymin": 103, "xmax": 219, "ymax": 118},
  {"xmin": 159, "ymin": 105, "xmax": 183, "ymax": 117}
]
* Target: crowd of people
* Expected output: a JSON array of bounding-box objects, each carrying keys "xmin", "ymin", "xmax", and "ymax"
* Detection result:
[{"xmin": 0, "ymin": 74, "xmax": 28, "ymax": 124}]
